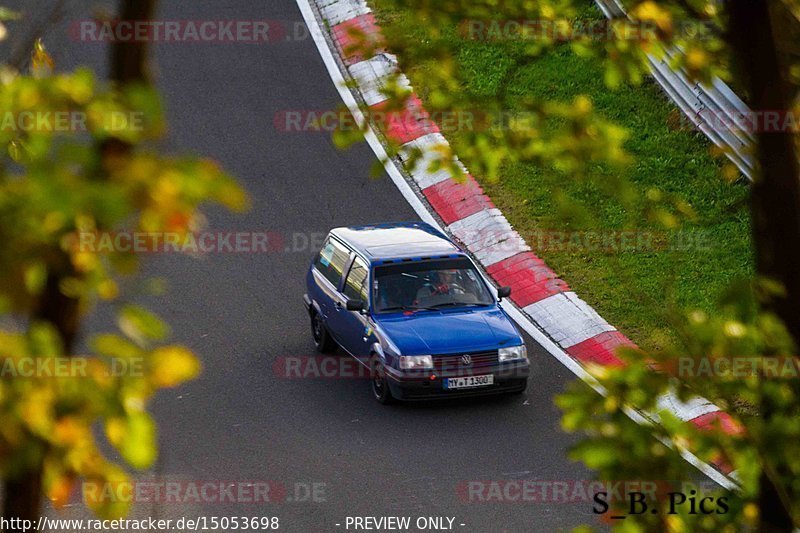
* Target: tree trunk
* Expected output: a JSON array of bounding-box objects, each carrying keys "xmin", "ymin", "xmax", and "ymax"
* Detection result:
[
  {"xmin": 101, "ymin": 0, "xmax": 157, "ymax": 163},
  {"xmin": 726, "ymin": 0, "xmax": 800, "ymax": 531},
  {"xmin": 1, "ymin": 473, "xmax": 42, "ymax": 533},
  {"xmin": 110, "ymin": 0, "xmax": 157, "ymax": 84}
]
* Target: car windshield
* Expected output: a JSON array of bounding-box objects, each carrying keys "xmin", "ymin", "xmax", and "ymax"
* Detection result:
[{"xmin": 373, "ymin": 258, "xmax": 494, "ymax": 313}]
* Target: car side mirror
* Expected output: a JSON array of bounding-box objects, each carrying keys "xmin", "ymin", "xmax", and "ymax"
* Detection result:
[
  {"xmin": 497, "ymin": 286, "xmax": 512, "ymax": 300},
  {"xmin": 346, "ymin": 298, "xmax": 365, "ymax": 312}
]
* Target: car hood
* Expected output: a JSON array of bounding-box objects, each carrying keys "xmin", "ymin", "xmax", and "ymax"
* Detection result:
[{"xmin": 375, "ymin": 307, "xmax": 521, "ymax": 355}]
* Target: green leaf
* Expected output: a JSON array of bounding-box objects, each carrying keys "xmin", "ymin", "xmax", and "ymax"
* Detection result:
[
  {"xmin": 0, "ymin": 8, "xmax": 21, "ymax": 21},
  {"xmin": 91, "ymin": 333, "xmax": 143, "ymax": 360},
  {"xmin": 114, "ymin": 412, "xmax": 157, "ymax": 470},
  {"xmin": 28, "ymin": 322, "xmax": 62, "ymax": 356},
  {"xmin": 23, "ymin": 262, "xmax": 47, "ymax": 295},
  {"xmin": 118, "ymin": 305, "xmax": 168, "ymax": 345}
]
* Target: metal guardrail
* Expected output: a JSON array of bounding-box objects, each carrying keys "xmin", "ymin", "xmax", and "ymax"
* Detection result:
[{"xmin": 593, "ymin": 0, "xmax": 756, "ymax": 181}]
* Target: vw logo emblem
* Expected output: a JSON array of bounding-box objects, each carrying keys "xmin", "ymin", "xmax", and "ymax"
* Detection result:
[{"xmin": 461, "ymin": 354, "xmax": 472, "ymax": 365}]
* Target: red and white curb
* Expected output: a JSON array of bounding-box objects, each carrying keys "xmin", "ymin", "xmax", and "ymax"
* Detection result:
[{"xmin": 296, "ymin": 0, "xmax": 740, "ymax": 490}]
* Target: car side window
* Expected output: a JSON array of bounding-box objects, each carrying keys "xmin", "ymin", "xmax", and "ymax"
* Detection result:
[
  {"xmin": 314, "ymin": 237, "xmax": 351, "ymax": 287},
  {"xmin": 343, "ymin": 256, "xmax": 369, "ymax": 302}
]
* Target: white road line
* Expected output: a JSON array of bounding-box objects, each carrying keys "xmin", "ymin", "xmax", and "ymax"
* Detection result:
[
  {"xmin": 296, "ymin": 0, "xmax": 437, "ymax": 229},
  {"xmin": 295, "ymin": 0, "xmax": 739, "ymax": 493}
]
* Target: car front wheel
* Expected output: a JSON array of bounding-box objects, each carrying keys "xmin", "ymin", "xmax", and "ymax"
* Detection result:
[
  {"xmin": 370, "ymin": 355, "xmax": 395, "ymax": 404},
  {"xmin": 311, "ymin": 310, "xmax": 337, "ymax": 353}
]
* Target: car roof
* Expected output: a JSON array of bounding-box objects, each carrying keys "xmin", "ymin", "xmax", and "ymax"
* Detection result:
[{"xmin": 330, "ymin": 222, "xmax": 462, "ymax": 262}]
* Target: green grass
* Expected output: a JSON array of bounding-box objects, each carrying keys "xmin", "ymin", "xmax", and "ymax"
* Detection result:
[{"xmin": 372, "ymin": 1, "xmax": 753, "ymax": 353}]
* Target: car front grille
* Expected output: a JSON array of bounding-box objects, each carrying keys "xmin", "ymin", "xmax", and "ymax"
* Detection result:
[{"xmin": 433, "ymin": 350, "xmax": 499, "ymax": 371}]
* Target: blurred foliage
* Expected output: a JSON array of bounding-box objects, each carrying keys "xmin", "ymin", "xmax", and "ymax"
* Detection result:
[
  {"xmin": 558, "ymin": 278, "xmax": 799, "ymax": 530},
  {"xmin": 336, "ymin": 0, "xmax": 733, "ymax": 180},
  {"xmin": 0, "ymin": 7, "xmax": 19, "ymax": 42},
  {"xmin": 0, "ymin": 36, "xmax": 247, "ymax": 518},
  {"xmin": 341, "ymin": 0, "xmax": 800, "ymax": 530}
]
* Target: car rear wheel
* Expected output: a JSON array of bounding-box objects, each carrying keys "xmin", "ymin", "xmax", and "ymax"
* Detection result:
[
  {"xmin": 311, "ymin": 311, "xmax": 337, "ymax": 353},
  {"xmin": 370, "ymin": 355, "xmax": 395, "ymax": 404}
]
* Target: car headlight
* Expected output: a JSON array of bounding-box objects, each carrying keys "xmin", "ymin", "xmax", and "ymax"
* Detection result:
[
  {"xmin": 399, "ymin": 355, "xmax": 433, "ymax": 370},
  {"xmin": 498, "ymin": 345, "xmax": 527, "ymax": 362}
]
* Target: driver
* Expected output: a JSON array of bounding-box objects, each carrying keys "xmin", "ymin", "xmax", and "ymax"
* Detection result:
[{"xmin": 416, "ymin": 269, "xmax": 465, "ymax": 301}]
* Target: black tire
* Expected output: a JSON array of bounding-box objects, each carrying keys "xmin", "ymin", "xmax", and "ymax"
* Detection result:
[
  {"xmin": 311, "ymin": 310, "xmax": 337, "ymax": 353},
  {"xmin": 370, "ymin": 355, "xmax": 395, "ymax": 404}
]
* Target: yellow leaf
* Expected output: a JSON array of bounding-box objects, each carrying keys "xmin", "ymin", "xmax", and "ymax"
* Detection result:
[
  {"xmin": 633, "ymin": 0, "xmax": 673, "ymax": 35},
  {"xmin": 98, "ymin": 280, "xmax": 119, "ymax": 300},
  {"xmin": 574, "ymin": 95, "xmax": 592, "ymax": 116},
  {"xmin": 21, "ymin": 388, "xmax": 55, "ymax": 436},
  {"xmin": 71, "ymin": 251, "xmax": 99, "ymax": 273},
  {"xmin": 54, "ymin": 417, "xmax": 88, "ymax": 446},
  {"xmin": 105, "ymin": 418, "xmax": 126, "ymax": 447},
  {"xmin": 31, "ymin": 39, "xmax": 55, "ymax": 76},
  {"xmin": 743, "ymin": 503, "xmax": 758, "ymax": 521},
  {"xmin": 47, "ymin": 474, "xmax": 77, "ymax": 509},
  {"xmin": 149, "ymin": 346, "xmax": 201, "ymax": 388},
  {"xmin": 603, "ymin": 396, "xmax": 619, "ymax": 412},
  {"xmin": 217, "ymin": 182, "xmax": 250, "ymax": 212},
  {"xmin": 685, "ymin": 47, "xmax": 709, "ymax": 71},
  {"xmin": 723, "ymin": 321, "xmax": 747, "ymax": 338}
]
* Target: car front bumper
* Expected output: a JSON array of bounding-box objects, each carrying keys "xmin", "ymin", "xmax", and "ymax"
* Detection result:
[{"xmin": 383, "ymin": 361, "xmax": 530, "ymax": 400}]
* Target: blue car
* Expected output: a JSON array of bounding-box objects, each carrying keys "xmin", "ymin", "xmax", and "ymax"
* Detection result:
[{"xmin": 303, "ymin": 222, "xmax": 529, "ymax": 403}]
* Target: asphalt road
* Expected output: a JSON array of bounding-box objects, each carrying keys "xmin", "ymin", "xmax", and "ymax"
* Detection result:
[{"xmin": 2, "ymin": 1, "xmax": 600, "ymax": 531}]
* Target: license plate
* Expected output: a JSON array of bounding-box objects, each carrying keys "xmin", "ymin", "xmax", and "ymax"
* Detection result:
[{"xmin": 444, "ymin": 374, "xmax": 494, "ymax": 390}]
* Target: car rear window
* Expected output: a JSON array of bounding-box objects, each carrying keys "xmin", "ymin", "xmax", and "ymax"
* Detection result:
[{"xmin": 314, "ymin": 237, "xmax": 351, "ymax": 287}]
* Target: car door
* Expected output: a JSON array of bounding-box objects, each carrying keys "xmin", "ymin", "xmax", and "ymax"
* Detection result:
[
  {"xmin": 334, "ymin": 255, "xmax": 373, "ymax": 362},
  {"xmin": 311, "ymin": 236, "xmax": 352, "ymax": 343}
]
